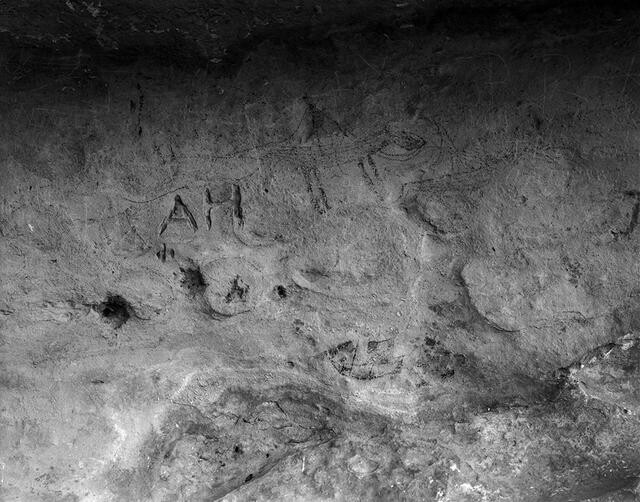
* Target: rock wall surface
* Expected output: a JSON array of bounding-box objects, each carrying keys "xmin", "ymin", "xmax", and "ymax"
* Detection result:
[
  {"xmin": 2, "ymin": 2, "xmax": 640, "ymax": 501},
  {"xmin": 0, "ymin": 0, "xmax": 566, "ymax": 65}
]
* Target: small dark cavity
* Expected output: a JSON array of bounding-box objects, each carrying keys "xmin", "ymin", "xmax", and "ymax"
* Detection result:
[
  {"xmin": 287, "ymin": 361, "xmax": 295, "ymax": 368},
  {"xmin": 245, "ymin": 474, "xmax": 253, "ymax": 483},
  {"xmin": 424, "ymin": 336, "xmax": 438, "ymax": 347},
  {"xmin": 275, "ymin": 285, "xmax": 287, "ymax": 299},
  {"xmin": 180, "ymin": 266, "xmax": 207, "ymax": 296},
  {"xmin": 234, "ymin": 445, "xmax": 243, "ymax": 454},
  {"xmin": 95, "ymin": 294, "xmax": 132, "ymax": 329}
]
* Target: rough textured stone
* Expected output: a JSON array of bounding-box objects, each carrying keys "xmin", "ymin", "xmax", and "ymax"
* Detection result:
[{"xmin": 2, "ymin": 1, "xmax": 640, "ymax": 501}]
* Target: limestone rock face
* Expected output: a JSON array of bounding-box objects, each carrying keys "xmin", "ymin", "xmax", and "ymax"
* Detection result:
[{"xmin": 3, "ymin": 1, "xmax": 640, "ymax": 501}]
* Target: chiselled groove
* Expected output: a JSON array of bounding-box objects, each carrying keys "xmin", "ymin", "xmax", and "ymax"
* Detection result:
[
  {"xmin": 366, "ymin": 154, "xmax": 380, "ymax": 179},
  {"xmin": 156, "ymin": 242, "xmax": 167, "ymax": 262},
  {"xmin": 232, "ymin": 184, "xmax": 244, "ymax": 226},
  {"xmin": 301, "ymin": 95, "xmax": 350, "ymax": 141},
  {"xmin": 159, "ymin": 194, "xmax": 198, "ymax": 235},
  {"xmin": 136, "ymin": 82, "xmax": 144, "ymax": 137},
  {"xmin": 207, "ymin": 124, "xmax": 428, "ymax": 214},
  {"xmin": 206, "ymin": 207, "xmax": 213, "ymax": 230},
  {"xmin": 299, "ymin": 160, "xmax": 330, "ymax": 214},
  {"xmin": 622, "ymin": 200, "xmax": 640, "ymax": 238},
  {"xmin": 359, "ymin": 158, "xmax": 375, "ymax": 189},
  {"xmin": 375, "ymin": 131, "xmax": 426, "ymax": 161},
  {"xmin": 358, "ymin": 155, "xmax": 385, "ymax": 201},
  {"xmin": 324, "ymin": 340, "xmax": 404, "ymax": 379},
  {"xmin": 210, "ymin": 125, "xmax": 429, "ymax": 168}
]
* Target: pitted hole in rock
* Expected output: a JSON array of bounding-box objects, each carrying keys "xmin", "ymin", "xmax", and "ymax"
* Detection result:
[
  {"xmin": 180, "ymin": 266, "xmax": 207, "ymax": 296},
  {"xmin": 95, "ymin": 294, "xmax": 131, "ymax": 329},
  {"xmin": 274, "ymin": 285, "xmax": 287, "ymax": 299},
  {"xmin": 225, "ymin": 276, "xmax": 249, "ymax": 303}
]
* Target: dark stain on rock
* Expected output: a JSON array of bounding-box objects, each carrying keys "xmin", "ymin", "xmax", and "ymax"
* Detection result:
[
  {"xmin": 419, "ymin": 335, "xmax": 468, "ymax": 380},
  {"xmin": 180, "ymin": 266, "xmax": 207, "ymax": 296},
  {"xmin": 93, "ymin": 294, "xmax": 132, "ymax": 329},
  {"xmin": 225, "ymin": 276, "xmax": 249, "ymax": 303},
  {"xmin": 325, "ymin": 339, "xmax": 403, "ymax": 379}
]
